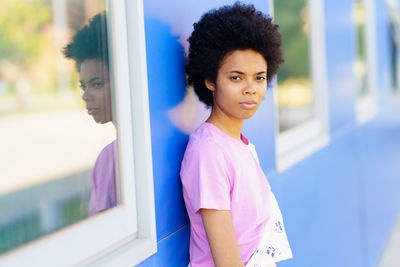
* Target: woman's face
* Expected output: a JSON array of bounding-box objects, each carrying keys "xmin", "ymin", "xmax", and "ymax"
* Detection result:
[
  {"xmin": 79, "ymin": 59, "xmax": 112, "ymax": 124},
  {"xmin": 206, "ymin": 49, "xmax": 267, "ymax": 121}
]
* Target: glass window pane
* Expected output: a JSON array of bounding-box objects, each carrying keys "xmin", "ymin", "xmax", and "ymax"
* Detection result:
[
  {"xmin": 388, "ymin": 2, "xmax": 400, "ymax": 94},
  {"xmin": 274, "ymin": 0, "xmax": 315, "ymax": 132},
  {"xmin": 390, "ymin": 22, "xmax": 399, "ymax": 93},
  {"xmin": 353, "ymin": 0, "xmax": 369, "ymax": 97},
  {"xmin": 0, "ymin": 0, "xmax": 120, "ymax": 254}
]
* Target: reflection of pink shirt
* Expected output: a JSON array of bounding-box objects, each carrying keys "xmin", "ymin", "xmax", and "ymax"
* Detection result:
[
  {"xmin": 180, "ymin": 123, "xmax": 272, "ymax": 267},
  {"xmin": 89, "ymin": 140, "xmax": 117, "ymax": 216}
]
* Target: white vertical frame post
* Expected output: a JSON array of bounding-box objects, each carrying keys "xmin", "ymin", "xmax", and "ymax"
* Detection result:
[
  {"xmin": 108, "ymin": 0, "xmax": 138, "ymax": 231},
  {"xmin": 90, "ymin": 0, "xmax": 157, "ymax": 264},
  {"xmin": 309, "ymin": 0, "xmax": 329, "ymax": 134},
  {"xmin": 124, "ymin": 0, "xmax": 157, "ymax": 242}
]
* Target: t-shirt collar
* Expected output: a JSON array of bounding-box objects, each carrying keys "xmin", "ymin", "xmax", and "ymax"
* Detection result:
[{"xmin": 203, "ymin": 122, "xmax": 249, "ymax": 148}]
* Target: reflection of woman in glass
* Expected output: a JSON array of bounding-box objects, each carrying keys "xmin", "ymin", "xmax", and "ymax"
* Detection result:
[
  {"xmin": 181, "ymin": 3, "xmax": 291, "ymax": 267},
  {"xmin": 63, "ymin": 13, "xmax": 117, "ymax": 216}
]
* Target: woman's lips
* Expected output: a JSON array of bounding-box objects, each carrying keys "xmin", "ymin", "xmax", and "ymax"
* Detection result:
[
  {"xmin": 239, "ymin": 101, "xmax": 257, "ymax": 109},
  {"xmin": 87, "ymin": 108, "xmax": 100, "ymax": 115}
]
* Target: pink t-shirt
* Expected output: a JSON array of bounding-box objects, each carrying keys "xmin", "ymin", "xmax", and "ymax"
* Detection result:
[
  {"xmin": 180, "ymin": 122, "xmax": 272, "ymax": 266},
  {"xmin": 89, "ymin": 140, "xmax": 117, "ymax": 216}
]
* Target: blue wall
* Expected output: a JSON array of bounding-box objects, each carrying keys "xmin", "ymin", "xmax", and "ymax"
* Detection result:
[{"xmin": 139, "ymin": 0, "xmax": 400, "ymax": 266}]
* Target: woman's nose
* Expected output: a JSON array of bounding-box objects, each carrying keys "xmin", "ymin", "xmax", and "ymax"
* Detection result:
[
  {"xmin": 243, "ymin": 81, "xmax": 257, "ymax": 95},
  {"xmin": 82, "ymin": 88, "xmax": 92, "ymax": 101}
]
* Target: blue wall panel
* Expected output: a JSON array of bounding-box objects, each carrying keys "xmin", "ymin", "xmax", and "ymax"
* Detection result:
[
  {"xmin": 137, "ymin": 225, "xmax": 190, "ymax": 267},
  {"xmin": 364, "ymin": 1, "xmax": 400, "ymax": 264},
  {"xmin": 324, "ymin": 0, "xmax": 357, "ymax": 135},
  {"xmin": 269, "ymin": 131, "xmax": 364, "ymax": 267},
  {"xmin": 357, "ymin": 116, "xmax": 400, "ymax": 266},
  {"xmin": 266, "ymin": 116, "xmax": 400, "ymax": 267},
  {"xmin": 143, "ymin": 0, "xmax": 271, "ymax": 241},
  {"xmin": 144, "ymin": 15, "xmax": 189, "ymax": 240}
]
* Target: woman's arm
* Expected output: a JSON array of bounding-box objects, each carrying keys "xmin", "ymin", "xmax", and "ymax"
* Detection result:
[{"xmin": 201, "ymin": 209, "xmax": 245, "ymax": 267}]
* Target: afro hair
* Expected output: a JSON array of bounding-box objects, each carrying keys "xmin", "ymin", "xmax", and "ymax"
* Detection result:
[
  {"xmin": 63, "ymin": 12, "xmax": 109, "ymax": 70},
  {"xmin": 185, "ymin": 2, "xmax": 284, "ymax": 107}
]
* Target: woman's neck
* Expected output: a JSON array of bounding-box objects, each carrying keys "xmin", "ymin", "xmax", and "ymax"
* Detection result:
[{"xmin": 206, "ymin": 109, "xmax": 244, "ymax": 141}]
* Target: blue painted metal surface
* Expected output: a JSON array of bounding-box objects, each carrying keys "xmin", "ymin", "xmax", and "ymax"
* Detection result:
[
  {"xmin": 143, "ymin": 0, "xmax": 270, "ymax": 241},
  {"xmin": 141, "ymin": 0, "xmax": 400, "ymax": 266},
  {"xmin": 324, "ymin": 0, "xmax": 358, "ymax": 134},
  {"xmin": 271, "ymin": 130, "xmax": 365, "ymax": 267},
  {"xmin": 358, "ymin": 115, "xmax": 400, "ymax": 266},
  {"xmin": 137, "ymin": 225, "xmax": 190, "ymax": 267},
  {"xmin": 144, "ymin": 14, "xmax": 189, "ymax": 241}
]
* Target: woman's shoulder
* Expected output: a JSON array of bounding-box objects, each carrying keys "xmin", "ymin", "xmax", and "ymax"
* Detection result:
[
  {"xmin": 186, "ymin": 123, "xmax": 225, "ymax": 155},
  {"xmin": 95, "ymin": 140, "xmax": 116, "ymax": 162},
  {"xmin": 181, "ymin": 123, "xmax": 233, "ymax": 180}
]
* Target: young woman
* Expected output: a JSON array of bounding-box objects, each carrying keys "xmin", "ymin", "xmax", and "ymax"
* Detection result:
[
  {"xmin": 180, "ymin": 3, "xmax": 291, "ymax": 267},
  {"xmin": 63, "ymin": 13, "xmax": 117, "ymax": 216}
]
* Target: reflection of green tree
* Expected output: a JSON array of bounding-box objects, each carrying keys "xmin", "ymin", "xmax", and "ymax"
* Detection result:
[
  {"xmin": 274, "ymin": 0, "xmax": 310, "ymax": 82},
  {"xmin": 0, "ymin": 0, "xmax": 51, "ymax": 66}
]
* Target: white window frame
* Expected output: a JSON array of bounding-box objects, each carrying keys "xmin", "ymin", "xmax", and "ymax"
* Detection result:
[
  {"xmin": 271, "ymin": 0, "xmax": 330, "ymax": 173},
  {"xmin": 356, "ymin": 0, "xmax": 379, "ymax": 124},
  {"xmin": 0, "ymin": 0, "xmax": 156, "ymax": 266}
]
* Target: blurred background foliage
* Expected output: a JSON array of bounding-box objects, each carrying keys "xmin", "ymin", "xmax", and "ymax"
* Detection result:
[
  {"xmin": 0, "ymin": 0, "xmax": 82, "ymax": 115},
  {"xmin": 0, "ymin": 0, "xmax": 52, "ymax": 66}
]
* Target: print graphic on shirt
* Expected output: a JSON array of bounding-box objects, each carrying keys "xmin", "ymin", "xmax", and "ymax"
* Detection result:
[
  {"xmin": 273, "ymin": 220, "xmax": 283, "ymax": 233},
  {"xmin": 246, "ymin": 192, "xmax": 292, "ymax": 267},
  {"xmin": 266, "ymin": 246, "xmax": 280, "ymax": 257}
]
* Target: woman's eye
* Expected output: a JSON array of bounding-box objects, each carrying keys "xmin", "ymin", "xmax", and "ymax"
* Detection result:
[
  {"xmin": 80, "ymin": 83, "xmax": 86, "ymax": 90},
  {"xmin": 230, "ymin": 76, "xmax": 241, "ymax": 81},
  {"xmin": 93, "ymin": 82, "xmax": 104, "ymax": 88},
  {"xmin": 256, "ymin": 76, "xmax": 266, "ymax": 81}
]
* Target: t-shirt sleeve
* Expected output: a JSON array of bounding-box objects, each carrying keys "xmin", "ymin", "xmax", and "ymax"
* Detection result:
[{"xmin": 180, "ymin": 140, "xmax": 232, "ymax": 213}]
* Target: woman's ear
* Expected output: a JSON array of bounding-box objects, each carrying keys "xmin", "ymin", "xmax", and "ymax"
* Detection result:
[{"xmin": 205, "ymin": 79, "xmax": 215, "ymax": 92}]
